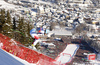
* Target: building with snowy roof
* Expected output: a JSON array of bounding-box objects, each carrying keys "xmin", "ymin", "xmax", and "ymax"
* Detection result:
[{"xmin": 48, "ymin": 26, "xmax": 72, "ymax": 37}]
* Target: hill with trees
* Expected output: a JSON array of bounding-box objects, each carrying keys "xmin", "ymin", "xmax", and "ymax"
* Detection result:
[{"xmin": 0, "ymin": 9, "xmax": 33, "ymax": 46}]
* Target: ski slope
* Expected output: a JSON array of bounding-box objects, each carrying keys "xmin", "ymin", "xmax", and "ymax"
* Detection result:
[
  {"xmin": 56, "ymin": 44, "xmax": 79, "ymax": 64},
  {"xmin": 0, "ymin": 49, "xmax": 36, "ymax": 65}
]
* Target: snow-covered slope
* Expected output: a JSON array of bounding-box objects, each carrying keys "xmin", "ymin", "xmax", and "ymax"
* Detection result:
[
  {"xmin": 56, "ymin": 44, "xmax": 79, "ymax": 64},
  {"xmin": 0, "ymin": 0, "xmax": 17, "ymax": 10},
  {"xmin": 0, "ymin": 49, "xmax": 36, "ymax": 65}
]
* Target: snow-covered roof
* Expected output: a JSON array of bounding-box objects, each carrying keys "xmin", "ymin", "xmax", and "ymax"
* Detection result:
[
  {"xmin": 95, "ymin": 9, "xmax": 100, "ymax": 12},
  {"xmin": 78, "ymin": 4, "xmax": 88, "ymax": 7},
  {"xmin": 49, "ymin": 29, "xmax": 72, "ymax": 36},
  {"xmin": 68, "ymin": 20, "xmax": 73, "ymax": 23}
]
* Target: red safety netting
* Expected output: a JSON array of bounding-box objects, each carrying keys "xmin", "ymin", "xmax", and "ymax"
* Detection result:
[
  {"xmin": 25, "ymin": 49, "xmax": 39, "ymax": 63},
  {"xmin": 0, "ymin": 33, "xmax": 56, "ymax": 64},
  {"xmin": 37, "ymin": 58, "xmax": 60, "ymax": 65}
]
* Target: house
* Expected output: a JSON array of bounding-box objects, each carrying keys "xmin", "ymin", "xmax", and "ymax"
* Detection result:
[
  {"xmin": 48, "ymin": 12, "xmax": 52, "ymax": 17},
  {"xmin": 95, "ymin": 9, "xmax": 100, "ymax": 14},
  {"xmin": 30, "ymin": 8, "xmax": 38, "ymax": 16},
  {"xmin": 73, "ymin": 0, "xmax": 84, "ymax": 4},
  {"xmin": 92, "ymin": 21, "xmax": 99, "ymax": 25},
  {"xmin": 48, "ymin": 26, "xmax": 72, "ymax": 37},
  {"xmin": 78, "ymin": 4, "xmax": 88, "ymax": 7},
  {"xmin": 30, "ymin": 11, "xmax": 37, "ymax": 17},
  {"xmin": 39, "ymin": 6, "xmax": 44, "ymax": 14},
  {"xmin": 44, "ymin": 8, "xmax": 50, "ymax": 13}
]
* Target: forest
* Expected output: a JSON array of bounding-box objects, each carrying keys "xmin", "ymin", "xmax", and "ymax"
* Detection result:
[{"xmin": 0, "ymin": 9, "xmax": 33, "ymax": 46}]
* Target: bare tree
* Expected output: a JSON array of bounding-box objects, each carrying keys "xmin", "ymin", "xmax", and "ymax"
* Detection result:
[
  {"xmin": 50, "ymin": 22, "xmax": 56, "ymax": 31},
  {"xmin": 91, "ymin": 0, "xmax": 100, "ymax": 6},
  {"xmin": 74, "ymin": 23, "xmax": 87, "ymax": 35},
  {"xmin": 59, "ymin": 21, "xmax": 65, "ymax": 28},
  {"xmin": 98, "ymin": 28, "xmax": 100, "ymax": 33}
]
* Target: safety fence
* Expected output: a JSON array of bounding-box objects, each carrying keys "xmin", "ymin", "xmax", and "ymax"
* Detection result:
[
  {"xmin": 0, "ymin": 33, "xmax": 60, "ymax": 64},
  {"xmin": 37, "ymin": 58, "xmax": 61, "ymax": 65}
]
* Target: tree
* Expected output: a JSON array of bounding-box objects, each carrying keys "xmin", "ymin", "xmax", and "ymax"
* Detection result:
[
  {"xmin": 0, "ymin": 9, "xmax": 5, "ymax": 28},
  {"xmin": 74, "ymin": 23, "xmax": 87, "ymax": 35},
  {"xmin": 17, "ymin": 17, "xmax": 24, "ymax": 44},
  {"xmin": 13, "ymin": 17, "xmax": 16, "ymax": 30},
  {"xmin": 22, "ymin": 21, "xmax": 33, "ymax": 46},
  {"xmin": 1, "ymin": 10, "xmax": 14, "ymax": 38},
  {"xmin": 6, "ymin": 10, "xmax": 11, "ymax": 23},
  {"xmin": 18, "ymin": 17, "xmax": 24, "ymax": 32},
  {"xmin": 17, "ymin": 17, "xmax": 33, "ymax": 46},
  {"xmin": 91, "ymin": 0, "xmax": 100, "ymax": 7},
  {"xmin": 6, "ymin": 10, "xmax": 13, "ymax": 31},
  {"xmin": 59, "ymin": 21, "xmax": 65, "ymax": 28},
  {"xmin": 98, "ymin": 28, "xmax": 100, "ymax": 33},
  {"xmin": 50, "ymin": 22, "xmax": 56, "ymax": 31},
  {"xmin": 0, "ymin": 10, "xmax": 33, "ymax": 47},
  {"xmin": 2, "ymin": 10, "xmax": 13, "ymax": 37}
]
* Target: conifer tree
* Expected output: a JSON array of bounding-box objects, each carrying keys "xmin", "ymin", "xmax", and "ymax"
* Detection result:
[
  {"xmin": 6, "ymin": 10, "xmax": 11, "ymax": 23},
  {"xmin": 0, "ymin": 9, "xmax": 5, "ymax": 28},
  {"xmin": 21, "ymin": 21, "xmax": 33, "ymax": 46},
  {"xmin": 13, "ymin": 17, "xmax": 16, "ymax": 30},
  {"xmin": 17, "ymin": 17, "xmax": 26, "ymax": 44},
  {"xmin": 24, "ymin": 21, "xmax": 33, "ymax": 46},
  {"xmin": 0, "ymin": 10, "xmax": 34, "ymax": 46},
  {"xmin": 2, "ymin": 10, "xmax": 13, "ymax": 38},
  {"xmin": 18, "ymin": 17, "xmax": 24, "ymax": 32}
]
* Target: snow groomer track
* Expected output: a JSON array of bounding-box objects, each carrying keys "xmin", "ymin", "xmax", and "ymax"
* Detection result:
[{"xmin": 0, "ymin": 33, "xmax": 79, "ymax": 65}]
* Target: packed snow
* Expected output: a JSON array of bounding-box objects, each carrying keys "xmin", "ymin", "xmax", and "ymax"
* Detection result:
[{"xmin": 0, "ymin": 49, "xmax": 36, "ymax": 65}]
